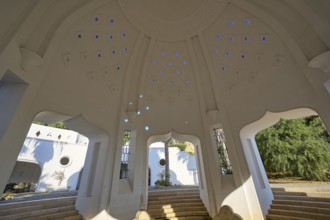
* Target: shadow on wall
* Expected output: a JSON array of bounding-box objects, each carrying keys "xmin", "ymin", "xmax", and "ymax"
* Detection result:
[
  {"xmin": 169, "ymin": 170, "xmax": 182, "ymax": 185},
  {"xmin": 67, "ymin": 170, "xmax": 80, "ymax": 191},
  {"xmin": 37, "ymin": 173, "xmax": 53, "ymax": 192},
  {"xmin": 20, "ymin": 144, "xmax": 29, "ymax": 154},
  {"xmin": 176, "ymin": 151, "xmax": 189, "ymax": 163},
  {"xmin": 33, "ymin": 141, "xmax": 54, "ymax": 164}
]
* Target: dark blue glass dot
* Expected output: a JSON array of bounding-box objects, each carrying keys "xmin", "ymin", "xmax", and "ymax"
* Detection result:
[
  {"xmin": 112, "ymin": 50, "xmax": 116, "ymax": 54},
  {"xmin": 123, "ymin": 47, "xmax": 128, "ymax": 52},
  {"xmin": 175, "ymin": 52, "xmax": 179, "ymax": 57},
  {"xmin": 216, "ymin": 33, "xmax": 221, "ymax": 39},
  {"xmin": 95, "ymin": 35, "xmax": 99, "ymax": 39},
  {"xmin": 121, "ymin": 32, "xmax": 126, "ymax": 38},
  {"xmin": 230, "ymin": 37, "xmax": 234, "ymax": 42},
  {"xmin": 214, "ymin": 49, "xmax": 219, "ymax": 54},
  {"xmin": 262, "ymin": 36, "xmax": 267, "ymax": 41},
  {"xmin": 109, "ymin": 18, "xmax": 114, "ymax": 23},
  {"xmin": 95, "ymin": 17, "xmax": 99, "ymax": 22},
  {"xmin": 230, "ymin": 21, "xmax": 235, "ymax": 26},
  {"xmin": 183, "ymin": 61, "xmax": 187, "ymax": 65},
  {"xmin": 153, "ymin": 59, "xmax": 157, "ymax": 65},
  {"xmin": 109, "ymin": 35, "xmax": 113, "ymax": 39},
  {"xmin": 245, "ymin": 19, "xmax": 251, "ymax": 25},
  {"xmin": 244, "ymin": 36, "xmax": 248, "ymax": 42}
]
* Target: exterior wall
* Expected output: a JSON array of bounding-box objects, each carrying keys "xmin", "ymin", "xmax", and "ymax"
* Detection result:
[
  {"xmin": 13, "ymin": 123, "xmax": 88, "ymax": 192},
  {"xmin": 148, "ymin": 142, "xmax": 198, "ymax": 186}
]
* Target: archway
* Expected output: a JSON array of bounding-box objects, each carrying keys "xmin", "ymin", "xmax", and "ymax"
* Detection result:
[
  {"xmin": 148, "ymin": 140, "xmax": 199, "ymax": 187},
  {"xmin": 240, "ymin": 108, "xmax": 322, "ymax": 216},
  {"xmin": 5, "ymin": 160, "xmax": 41, "ymax": 193},
  {"xmin": 2, "ymin": 110, "xmax": 110, "ymax": 218},
  {"xmin": 146, "ymin": 131, "xmax": 205, "ymax": 194}
]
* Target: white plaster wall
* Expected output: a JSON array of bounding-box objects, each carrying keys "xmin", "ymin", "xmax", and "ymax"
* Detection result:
[
  {"xmin": 148, "ymin": 142, "xmax": 198, "ymax": 186},
  {"xmin": 16, "ymin": 124, "xmax": 88, "ymax": 192}
]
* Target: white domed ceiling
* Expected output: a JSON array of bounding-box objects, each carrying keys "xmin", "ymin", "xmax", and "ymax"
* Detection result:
[{"xmin": 40, "ymin": 0, "xmax": 311, "ymax": 132}]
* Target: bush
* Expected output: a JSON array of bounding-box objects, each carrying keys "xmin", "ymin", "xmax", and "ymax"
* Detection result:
[
  {"xmin": 256, "ymin": 116, "xmax": 330, "ymax": 181},
  {"xmin": 154, "ymin": 179, "xmax": 172, "ymax": 186}
]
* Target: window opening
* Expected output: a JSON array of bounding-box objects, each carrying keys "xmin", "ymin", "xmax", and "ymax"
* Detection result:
[
  {"xmin": 120, "ymin": 130, "xmax": 131, "ymax": 179},
  {"xmin": 213, "ymin": 126, "xmax": 233, "ymax": 175}
]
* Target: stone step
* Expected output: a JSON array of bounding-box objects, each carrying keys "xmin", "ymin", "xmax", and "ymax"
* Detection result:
[
  {"xmin": 266, "ymin": 214, "xmax": 313, "ymax": 220},
  {"xmin": 149, "ymin": 190, "xmax": 199, "ymax": 197},
  {"xmin": 148, "ymin": 202, "xmax": 206, "ymax": 211},
  {"xmin": 155, "ymin": 216, "xmax": 212, "ymax": 220},
  {"xmin": 149, "ymin": 194, "xmax": 201, "ymax": 201},
  {"xmin": 272, "ymin": 187, "xmax": 330, "ymax": 193},
  {"xmin": 270, "ymin": 203, "xmax": 330, "ymax": 215},
  {"xmin": 24, "ymin": 210, "xmax": 81, "ymax": 220},
  {"xmin": 274, "ymin": 195, "xmax": 330, "ymax": 203},
  {"xmin": 272, "ymin": 199, "xmax": 330, "ymax": 208},
  {"xmin": 148, "ymin": 188, "xmax": 210, "ymax": 220},
  {"xmin": 58, "ymin": 215, "xmax": 83, "ymax": 220},
  {"xmin": 272, "ymin": 190, "xmax": 330, "ymax": 198},
  {"xmin": 0, "ymin": 196, "xmax": 77, "ymax": 210},
  {"xmin": 0, "ymin": 200, "xmax": 75, "ymax": 216},
  {"xmin": 148, "ymin": 206, "xmax": 207, "ymax": 215},
  {"xmin": 148, "ymin": 198, "xmax": 203, "ymax": 206},
  {"xmin": 151, "ymin": 210, "xmax": 209, "ymax": 218},
  {"xmin": 268, "ymin": 209, "xmax": 330, "ymax": 220},
  {"xmin": 0, "ymin": 205, "xmax": 76, "ymax": 220}
]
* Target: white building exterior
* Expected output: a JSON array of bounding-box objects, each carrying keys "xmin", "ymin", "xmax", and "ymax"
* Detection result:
[
  {"xmin": 148, "ymin": 142, "xmax": 198, "ymax": 186},
  {"xmin": 9, "ymin": 124, "xmax": 88, "ymax": 192}
]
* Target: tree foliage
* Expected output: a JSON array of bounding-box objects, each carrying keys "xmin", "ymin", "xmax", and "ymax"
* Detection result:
[
  {"xmin": 33, "ymin": 121, "xmax": 68, "ymax": 129},
  {"xmin": 255, "ymin": 116, "xmax": 330, "ymax": 180},
  {"xmin": 170, "ymin": 141, "xmax": 195, "ymax": 155}
]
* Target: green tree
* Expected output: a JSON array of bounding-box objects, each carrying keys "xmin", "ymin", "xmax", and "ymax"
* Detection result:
[
  {"xmin": 255, "ymin": 116, "xmax": 330, "ymax": 180},
  {"xmin": 33, "ymin": 121, "xmax": 68, "ymax": 129}
]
